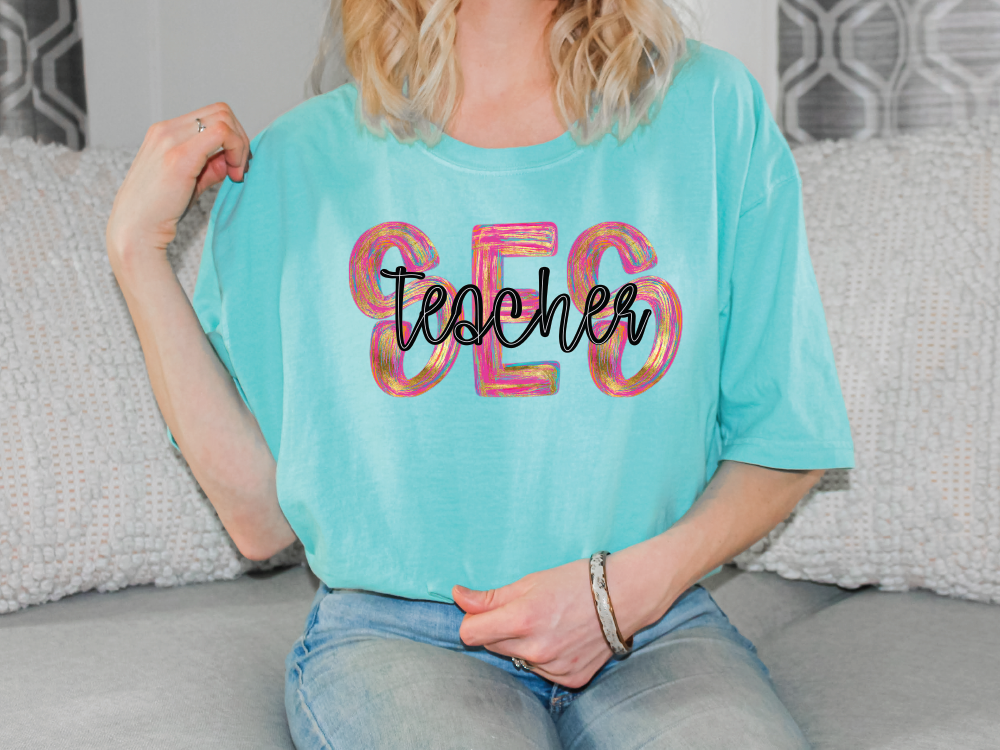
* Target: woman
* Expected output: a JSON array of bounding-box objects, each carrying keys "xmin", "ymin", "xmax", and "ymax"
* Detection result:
[{"xmin": 106, "ymin": 0, "xmax": 854, "ymax": 747}]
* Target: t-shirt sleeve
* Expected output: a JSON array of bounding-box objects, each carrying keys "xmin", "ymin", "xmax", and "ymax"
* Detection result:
[
  {"xmin": 165, "ymin": 180, "xmax": 254, "ymax": 455},
  {"xmin": 716, "ymin": 78, "xmax": 855, "ymax": 471}
]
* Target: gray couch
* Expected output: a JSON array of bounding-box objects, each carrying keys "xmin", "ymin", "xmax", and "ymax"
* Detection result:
[{"xmin": 2, "ymin": 562, "xmax": 997, "ymax": 749}]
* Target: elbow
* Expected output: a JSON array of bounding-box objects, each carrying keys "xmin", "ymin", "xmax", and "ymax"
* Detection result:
[
  {"xmin": 780, "ymin": 468, "xmax": 826, "ymax": 519},
  {"xmin": 234, "ymin": 533, "xmax": 282, "ymax": 562},
  {"xmin": 793, "ymin": 468, "xmax": 826, "ymax": 500},
  {"xmin": 236, "ymin": 496, "xmax": 299, "ymax": 563},
  {"xmin": 185, "ymin": 432, "xmax": 299, "ymax": 562},
  {"xmin": 199, "ymin": 463, "xmax": 289, "ymax": 562},
  {"xmin": 231, "ymin": 505, "xmax": 296, "ymax": 563},
  {"xmin": 228, "ymin": 504, "xmax": 296, "ymax": 561},
  {"xmin": 807, "ymin": 468, "xmax": 826, "ymax": 487},
  {"xmin": 223, "ymin": 500, "xmax": 269, "ymax": 561}
]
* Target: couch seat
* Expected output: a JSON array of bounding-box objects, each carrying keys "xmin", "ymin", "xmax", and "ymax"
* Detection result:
[{"xmin": 1, "ymin": 564, "xmax": 996, "ymax": 749}]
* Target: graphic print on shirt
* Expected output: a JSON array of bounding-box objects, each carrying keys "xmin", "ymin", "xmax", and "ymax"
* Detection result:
[
  {"xmin": 349, "ymin": 221, "xmax": 683, "ymax": 397},
  {"xmin": 472, "ymin": 223, "xmax": 560, "ymax": 397},
  {"xmin": 348, "ymin": 222, "xmax": 462, "ymax": 397}
]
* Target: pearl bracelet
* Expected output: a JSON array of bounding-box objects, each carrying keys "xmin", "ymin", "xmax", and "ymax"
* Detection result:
[{"xmin": 589, "ymin": 550, "xmax": 634, "ymax": 658}]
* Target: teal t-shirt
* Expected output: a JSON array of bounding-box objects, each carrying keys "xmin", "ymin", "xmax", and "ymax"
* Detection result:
[{"xmin": 169, "ymin": 40, "xmax": 854, "ymax": 602}]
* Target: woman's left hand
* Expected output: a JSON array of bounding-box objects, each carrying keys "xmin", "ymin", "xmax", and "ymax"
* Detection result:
[{"xmin": 452, "ymin": 547, "xmax": 671, "ymax": 689}]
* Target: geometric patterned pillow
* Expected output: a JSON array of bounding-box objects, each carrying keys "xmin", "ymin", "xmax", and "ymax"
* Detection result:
[{"xmin": 779, "ymin": 0, "xmax": 1000, "ymax": 143}]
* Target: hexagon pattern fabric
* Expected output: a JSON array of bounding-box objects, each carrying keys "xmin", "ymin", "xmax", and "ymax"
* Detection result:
[
  {"xmin": 734, "ymin": 116, "xmax": 1000, "ymax": 605},
  {"xmin": 779, "ymin": 0, "xmax": 1000, "ymax": 143},
  {"xmin": 0, "ymin": 0, "xmax": 88, "ymax": 150},
  {"xmin": 0, "ymin": 135, "xmax": 304, "ymax": 614}
]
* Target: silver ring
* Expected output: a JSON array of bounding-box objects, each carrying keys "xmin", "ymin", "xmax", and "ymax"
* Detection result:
[
  {"xmin": 512, "ymin": 657, "xmax": 533, "ymax": 671},
  {"xmin": 196, "ymin": 117, "xmax": 206, "ymax": 133}
]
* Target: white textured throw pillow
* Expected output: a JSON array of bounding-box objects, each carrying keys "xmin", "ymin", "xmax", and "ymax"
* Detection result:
[
  {"xmin": 734, "ymin": 117, "xmax": 1000, "ymax": 605},
  {"xmin": 0, "ymin": 136, "xmax": 304, "ymax": 614}
]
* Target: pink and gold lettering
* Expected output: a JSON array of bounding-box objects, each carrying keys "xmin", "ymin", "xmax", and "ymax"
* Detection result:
[
  {"xmin": 471, "ymin": 223, "xmax": 560, "ymax": 397},
  {"xmin": 350, "ymin": 222, "xmax": 462, "ymax": 396},
  {"xmin": 567, "ymin": 222, "xmax": 682, "ymax": 397}
]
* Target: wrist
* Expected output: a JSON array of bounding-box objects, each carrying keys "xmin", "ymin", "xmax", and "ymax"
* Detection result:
[
  {"xmin": 602, "ymin": 521, "xmax": 714, "ymax": 640},
  {"xmin": 107, "ymin": 238, "xmax": 175, "ymax": 289},
  {"xmin": 602, "ymin": 537, "xmax": 686, "ymax": 641}
]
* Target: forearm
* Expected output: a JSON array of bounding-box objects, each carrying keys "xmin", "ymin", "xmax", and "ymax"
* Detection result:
[
  {"xmin": 109, "ymin": 244, "xmax": 296, "ymax": 560},
  {"xmin": 608, "ymin": 460, "xmax": 824, "ymax": 638}
]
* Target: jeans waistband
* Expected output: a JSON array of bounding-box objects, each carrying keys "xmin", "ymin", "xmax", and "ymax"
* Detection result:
[{"xmin": 304, "ymin": 580, "xmax": 724, "ymax": 655}]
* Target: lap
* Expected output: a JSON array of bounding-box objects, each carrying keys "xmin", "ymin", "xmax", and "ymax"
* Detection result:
[
  {"xmin": 285, "ymin": 635, "xmax": 561, "ymax": 749},
  {"xmin": 554, "ymin": 624, "xmax": 811, "ymax": 750},
  {"xmin": 283, "ymin": 584, "xmax": 809, "ymax": 750}
]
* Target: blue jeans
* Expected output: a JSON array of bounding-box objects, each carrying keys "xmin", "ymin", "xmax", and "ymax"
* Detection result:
[{"xmin": 285, "ymin": 581, "xmax": 811, "ymax": 749}]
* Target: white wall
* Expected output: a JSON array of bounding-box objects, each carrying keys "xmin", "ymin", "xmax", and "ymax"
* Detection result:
[
  {"xmin": 79, "ymin": 0, "xmax": 779, "ymax": 149},
  {"xmin": 695, "ymin": 0, "xmax": 780, "ymax": 118},
  {"xmin": 79, "ymin": 0, "xmax": 330, "ymax": 149}
]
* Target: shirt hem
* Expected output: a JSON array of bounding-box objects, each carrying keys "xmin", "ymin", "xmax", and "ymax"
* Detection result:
[{"xmin": 720, "ymin": 438, "xmax": 855, "ymax": 470}]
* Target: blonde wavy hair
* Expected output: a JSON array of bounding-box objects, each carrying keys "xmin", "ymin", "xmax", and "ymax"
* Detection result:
[{"xmin": 308, "ymin": 0, "xmax": 701, "ymax": 147}]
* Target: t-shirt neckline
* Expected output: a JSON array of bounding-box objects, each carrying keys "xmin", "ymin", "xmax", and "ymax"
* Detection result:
[{"xmin": 413, "ymin": 127, "xmax": 583, "ymax": 172}]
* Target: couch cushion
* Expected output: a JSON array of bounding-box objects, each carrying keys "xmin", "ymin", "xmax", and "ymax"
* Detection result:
[
  {"xmin": 0, "ymin": 562, "xmax": 319, "ymax": 750},
  {"xmin": 757, "ymin": 585, "xmax": 1000, "ymax": 750},
  {"xmin": 701, "ymin": 562, "xmax": 859, "ymax": 645},
  {"xmin": 707, "ymin": 566, "xmax": 1000, "ymax": 749}
]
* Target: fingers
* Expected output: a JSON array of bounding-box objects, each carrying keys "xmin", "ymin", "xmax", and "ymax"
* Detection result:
[
  {"xmin": 212, "ymin": 105, "xmax": 252, "ymax": 175},
  {"xmin": 454, "ymin": 580, "xmax": 539, "ymax": 645},
  {"xmin": 199, "ymin": 118, "xmax": 247, "ymax": 183},
  {"xmin": 156, "ymin": 102, "xmax": 251, "ymax": 183},
  {"xmin": 482, "ymin": 635, "xmax": 536, "ymax": 661},
  {"xmin": 485, "ymin": 636, "xmax": 608, "ymax": 689},
  {"xmin": 191, "ymin": 151, "xmax": 233, "ymax": 203},
  {"xmin": 452, "ymin": 585, "xmax": 499, "ymax": 615},
  {"xmin": 483, "ymin": 633, "xmax": 561, "ymax": 669},
  {"xmin": 453, "ymin": 582, "xmax": 522, "ymax": 614},
  {"xmin": 224, "ymin": 108, "xmax": 252, "ymax": 163},
  {"xmin": 183, "ymin": 100, "xmax": 251, "ymax": 152},
  {"xmin": 458, "ymin": 600, "xmax": 533, "ymax": 646},
  {"xmin": 484, "ymin": 635, "xmax": 562, "ymax": 682}
]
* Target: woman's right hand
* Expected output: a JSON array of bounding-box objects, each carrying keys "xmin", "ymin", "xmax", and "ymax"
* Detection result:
[{"xmin": 106, "ymin": 102, "xmax": 252, "ymax": 261}]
